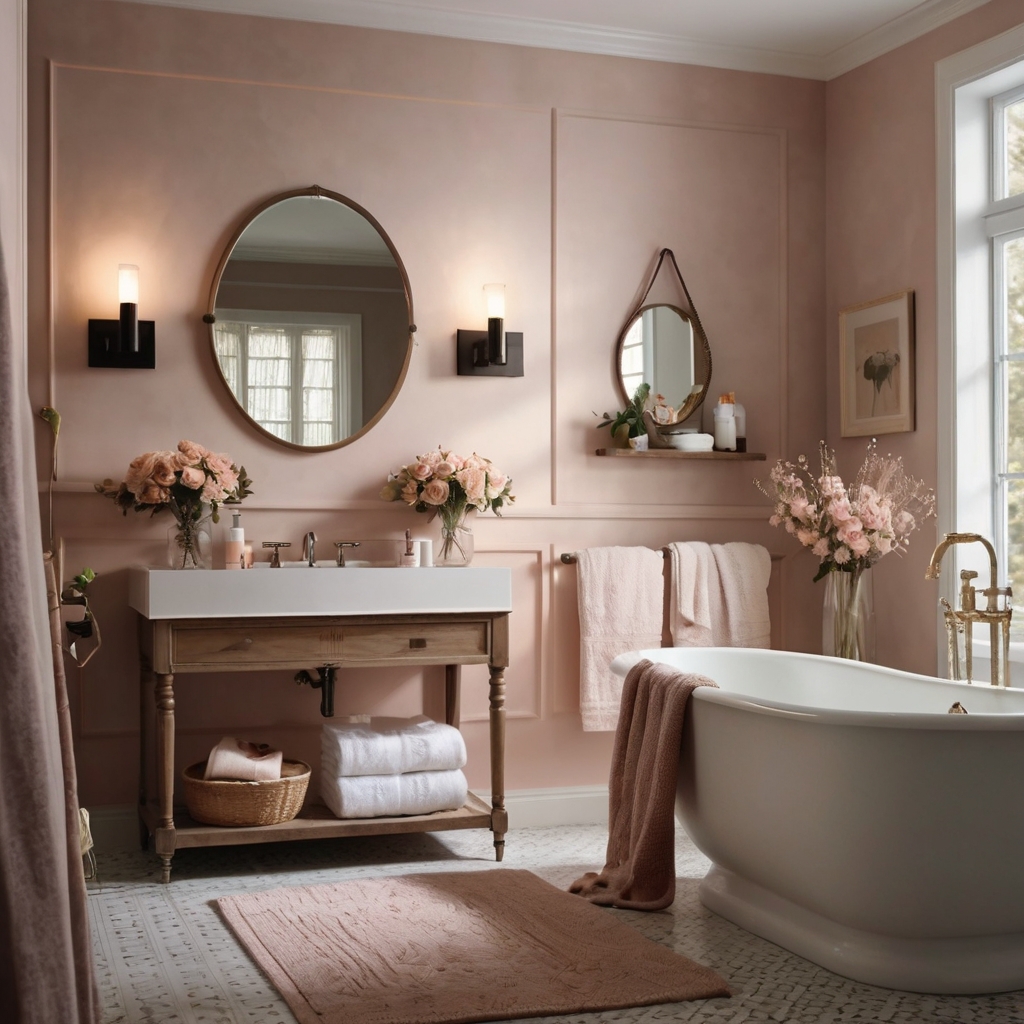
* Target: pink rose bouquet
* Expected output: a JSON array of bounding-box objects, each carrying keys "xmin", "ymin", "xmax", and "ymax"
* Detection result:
[
  {"xmin": 759, "ymin": 440, "xmax": 934, "ymax": 582},
  {"xmin": 98, "ymin": 441, "xmax": 253, "ymax": 567},
  {"xmin": 381, "ymin": 447, "xmax": 514, "ymax": 564}
]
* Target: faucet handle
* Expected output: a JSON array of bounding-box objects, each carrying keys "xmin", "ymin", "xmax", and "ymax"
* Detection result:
[
  {"xmin": 960, "ymin": 569, "xmax": 979, "ymax": 612},
  {"xmin": 262, "ymin": 540, "xmax": 291, "ymax": 568},
  {"xmin": 334, "ymin": 541, "xmax": 361, "ymax": 567}
]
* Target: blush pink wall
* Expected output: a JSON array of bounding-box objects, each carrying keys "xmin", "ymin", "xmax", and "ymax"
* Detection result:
[
  {"xmin": 27, "ymin": 0, "xmax": 827, "ymax": 808},
  {"xmin": 825, "ymin": 0, "xmax": 1024, "ymax": 677}
]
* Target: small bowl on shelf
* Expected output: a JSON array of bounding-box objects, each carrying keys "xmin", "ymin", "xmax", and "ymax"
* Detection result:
[{"xmin": 668, "ymin": 432, "xmax": 715, "ymax": 452}]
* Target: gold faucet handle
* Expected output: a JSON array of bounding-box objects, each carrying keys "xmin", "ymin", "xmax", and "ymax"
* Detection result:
[
  {"xmin": 262, "ymin": 541, "xmax": 291, "ymax": 568},
  {"xmin": 960, "ymin": 569, "xmax": 978, "ymax": 612}
]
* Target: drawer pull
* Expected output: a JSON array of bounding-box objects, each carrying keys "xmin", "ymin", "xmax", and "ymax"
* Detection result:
[
  {"xmin": 409, "ymin": 638, "xmax": 427, "ymax": 649},
  {"xmin": 221, "ymin": 637, "xmax": 253, "ymax": 652}
]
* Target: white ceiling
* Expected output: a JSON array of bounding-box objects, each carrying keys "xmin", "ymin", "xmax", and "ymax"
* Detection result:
[{"xmin": 123, "ymin": 0, "xmax": 994, "ymax": 79}]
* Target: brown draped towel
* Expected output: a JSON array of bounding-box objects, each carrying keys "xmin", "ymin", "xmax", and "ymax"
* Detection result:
[{"xmin": 571, "ymin": 659, "xmax": 717, "ymax": 911}]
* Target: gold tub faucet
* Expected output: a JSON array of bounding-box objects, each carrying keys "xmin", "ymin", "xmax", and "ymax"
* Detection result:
[{"xmin": 925, "ymin": 532, "xmax": 1012, "ymax": 686}]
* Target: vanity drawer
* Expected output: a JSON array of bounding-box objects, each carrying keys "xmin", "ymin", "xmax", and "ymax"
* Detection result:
[
  {"xmin": 169, "ymin": 620, "xmax": 490, "ymax": 668},
  {"xmin": 341, "ymin": 622, "xmax": 489, "ymax": 663}
]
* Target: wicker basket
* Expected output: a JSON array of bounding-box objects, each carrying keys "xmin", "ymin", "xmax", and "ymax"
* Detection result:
[{"xmin": 182, "ymin": 759, "xmax": 310, "ymax": 827}]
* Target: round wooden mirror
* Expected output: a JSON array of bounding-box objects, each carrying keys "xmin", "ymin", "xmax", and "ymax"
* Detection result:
[{"xmin": 205, "ymin": 186, "xmax": 415, "ymax": 451}]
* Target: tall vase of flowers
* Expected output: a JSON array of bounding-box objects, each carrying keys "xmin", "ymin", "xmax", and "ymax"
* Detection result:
[
  {"xmin": 381, "ymin": 447, "xmax": 514, "ymax": 567},
  {"xmin": 98, "ymin": 440, "xmax": 252, "ymax": 569},
  {"xmin": 759, "ymin": 440, "xmax": 934, "ymax": 661},
  {"xmin": 822, "ymin": 566, "xmax": 873, "ymax": 661}
]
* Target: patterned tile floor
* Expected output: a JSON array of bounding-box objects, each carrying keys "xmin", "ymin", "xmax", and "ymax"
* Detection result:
[{"xmin": 89, "ymin": 823, "xmax": 1024, "ymax": 1023}]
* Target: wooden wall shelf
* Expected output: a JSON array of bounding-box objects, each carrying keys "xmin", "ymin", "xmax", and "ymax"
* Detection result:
[{"xmin": 595, "ymin": 448, "xmax": 766, "ymax": 460}]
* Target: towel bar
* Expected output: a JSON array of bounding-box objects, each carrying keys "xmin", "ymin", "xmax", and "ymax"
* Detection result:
[
  {"xmin": 560, "ymin": 549, "xmax": 784, "ymax": 564},
  {"xmin": 560, "ymin": 550, "xmax": 668, "ymax": 564}
]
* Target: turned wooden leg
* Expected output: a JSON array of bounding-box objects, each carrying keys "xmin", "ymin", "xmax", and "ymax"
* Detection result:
[
  {"xmin": 488, "ymin": 665, "xmax": 507, "ymax": 862},
  {"xmin": 155, "ymin": 672, "xmax": 176, "ymax": 883},
  {"xmin": 138, "ymin": 654, "xmax": 152, "ymax": 851},
  {"xmin": 444, "ymin": 664, "xmax": 461, "ymax": 728}
]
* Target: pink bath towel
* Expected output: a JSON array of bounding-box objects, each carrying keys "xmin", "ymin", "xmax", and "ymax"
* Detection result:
[
  {"xmin": 570, "ymin": 658, "xmax": 716, "ymax": 911},
  {"xmin": 204, "ymin": 737, "xmax": 283, "ymax": 781},
  {"xmin": 669, "ymin": 541, "xmax": 771, "ymax": 648},
  {"xmin": 576, "ymin": 546, "xmax": 665, "ymax": 731}
]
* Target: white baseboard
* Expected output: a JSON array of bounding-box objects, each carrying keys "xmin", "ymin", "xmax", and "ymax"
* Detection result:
[
  {"xmin": 84, "ymin": 786, "xmax": 609, "ymax": 853},
  {"xmin": 478, "ymin": 786, "xmax": 608, "ymax": 829}
]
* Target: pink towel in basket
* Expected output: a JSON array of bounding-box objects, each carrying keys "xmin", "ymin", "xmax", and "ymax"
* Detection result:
[{"xmin": 204, "ymin": 737, "xmax": 283, "ymax": 781}]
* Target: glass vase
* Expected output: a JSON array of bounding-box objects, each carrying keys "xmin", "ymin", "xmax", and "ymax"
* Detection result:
[
  {"xmin": 822, "ymin": 568, "xmax": 874, "ymax": 661},
  {"xmin": 436, "ymin": 508, "xmax": 474, "ymax": 567},
  {"xmin": 167, "ymin": 510, "xmax": 213, "ymax": 570}
]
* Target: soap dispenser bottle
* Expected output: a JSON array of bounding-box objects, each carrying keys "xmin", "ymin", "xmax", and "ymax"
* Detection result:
[{"xmin": 224, "ymin": 512, "xmax": 245, "ymax": 569}]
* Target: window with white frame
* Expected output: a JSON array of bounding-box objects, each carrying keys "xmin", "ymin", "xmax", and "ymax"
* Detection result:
[
  {"xmin": 213, "ymin": 311, "xmax": 362, "ymax": 446},
  {"xmin": 993, "ymin": 90, "xmax": 1024, "ymax": 633},
  {"xmin": 940, "ymin": 31, "xmax": 1024, "ymax": 663},
  {"xmin": 619, "ymin": 312, "xmax": 647, "ymax": 399}
]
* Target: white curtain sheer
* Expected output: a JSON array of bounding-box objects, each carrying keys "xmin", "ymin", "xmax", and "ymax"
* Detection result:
[{"xmin": 214, "ymin": 317, "xmax": 356, "ymax": 444}]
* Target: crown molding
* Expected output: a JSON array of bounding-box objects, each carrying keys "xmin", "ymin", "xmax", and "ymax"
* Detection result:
[
  {"xmin": 824, "ymin": 0, "xmax": 994, "ymax": 80},
  {"xmin": 112, "ymin": 0, "xmax": 999, "ymax": 82}
]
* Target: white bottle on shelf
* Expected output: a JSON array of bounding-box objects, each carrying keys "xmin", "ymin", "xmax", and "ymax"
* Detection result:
[{"xmin": 713, "ymin": 393, "xmax": 737, "ymax": 452}]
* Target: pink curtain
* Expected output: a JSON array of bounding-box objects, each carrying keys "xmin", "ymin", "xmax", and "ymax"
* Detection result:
[{"xmin": 0, "ymin": 238, "xmax": 98, "ymax": 1019}]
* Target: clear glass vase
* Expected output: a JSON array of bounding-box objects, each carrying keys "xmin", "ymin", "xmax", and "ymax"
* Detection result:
[
  {"xmin": 167, "ymin": 510, "xmax": 213, "ymax": 570},
  {"xmin": 435, "ymin": 508, "xmax": 474, "ymax": 567},
  {"xmin": 822, "ymin": 568, "xmax": 874, "ymax": 661}
]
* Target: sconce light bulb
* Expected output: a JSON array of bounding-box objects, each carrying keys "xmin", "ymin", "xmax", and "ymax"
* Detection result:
[
  {"xmin": 483, "ymin": 282, "xmax": 505, "ymax": 320},
  {"xmin": 118, "ymin": 264, "xmax": 139, "ymax": 305}
]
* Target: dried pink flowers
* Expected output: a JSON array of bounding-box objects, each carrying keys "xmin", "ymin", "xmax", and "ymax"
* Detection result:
[{"xmin": 758, "ymin": 441, "xmax": 935, "ymax": 581}]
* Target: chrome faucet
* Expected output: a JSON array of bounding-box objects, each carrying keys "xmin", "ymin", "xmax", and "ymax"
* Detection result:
[
  {"xmin": 302, "ymin": 531, "xmax": 318, "ymax": 567},
  {"xmin": 334, "ymin": 541, "xmax": 360, "ymax": 566},
  {"xmin": 925, "ymin": 532, "xmax": 1012, "ymax": 686}
]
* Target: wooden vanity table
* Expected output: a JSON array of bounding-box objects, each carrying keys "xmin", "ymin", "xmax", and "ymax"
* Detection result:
[{"xmin": 129, "ymin": 566, "xmax": 511, "ymax": 882}]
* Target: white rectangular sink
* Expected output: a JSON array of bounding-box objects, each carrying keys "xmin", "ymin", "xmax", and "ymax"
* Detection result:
[{"xmin": 128, "ymin": 565, "xmax": 512, "ymax": 619}]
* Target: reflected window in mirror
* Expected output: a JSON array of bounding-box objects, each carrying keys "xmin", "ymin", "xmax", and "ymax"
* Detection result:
[
  {"xmin": 207, "ymin": 187, "xmax": 414, "ymax": 451},
  {"xmin": 214, "ymin": 312, "xmax": 361, "ymax": 445},
  {"xmin": 619, "ymin": 307, "xmax": 696, "ymax": 405},
  {"xmin": 616, "ymin": 302, "xmax": 708, "ymax": 424}
]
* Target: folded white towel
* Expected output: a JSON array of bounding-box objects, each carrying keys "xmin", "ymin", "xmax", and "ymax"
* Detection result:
[
  {"xmin": 321, "ymin": 716, "xmax": 467, "ymax": 777},
  {"xmin": 321, "ymin": 769, "xmax": 468, "ymax": 819},
  {"xmin": 576, "ymin": 546, "xmax": 665, "ymax": 733},
  {"xmin": 669, "ymin": 541, "xmax": 771, "ymax": 648}
]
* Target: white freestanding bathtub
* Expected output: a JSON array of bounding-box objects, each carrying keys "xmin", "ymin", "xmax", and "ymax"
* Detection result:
[{"xmin": 610, "ymin": 647, "xmax": 1024, "ymax": 994}]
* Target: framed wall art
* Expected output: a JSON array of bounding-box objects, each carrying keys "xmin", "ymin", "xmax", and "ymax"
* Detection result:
[{"xmin": 839, "ymin": 289, "xmax": 915, "ymax": 437}]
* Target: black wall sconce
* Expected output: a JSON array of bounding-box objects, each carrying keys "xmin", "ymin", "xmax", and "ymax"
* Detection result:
[
  {"xmin": 88, "ymin": 264, "xmax": 155, "ymax": 368},
  {"xmin": 456, "ymin": 283, "xmax": 523, "ymax": 376}
]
